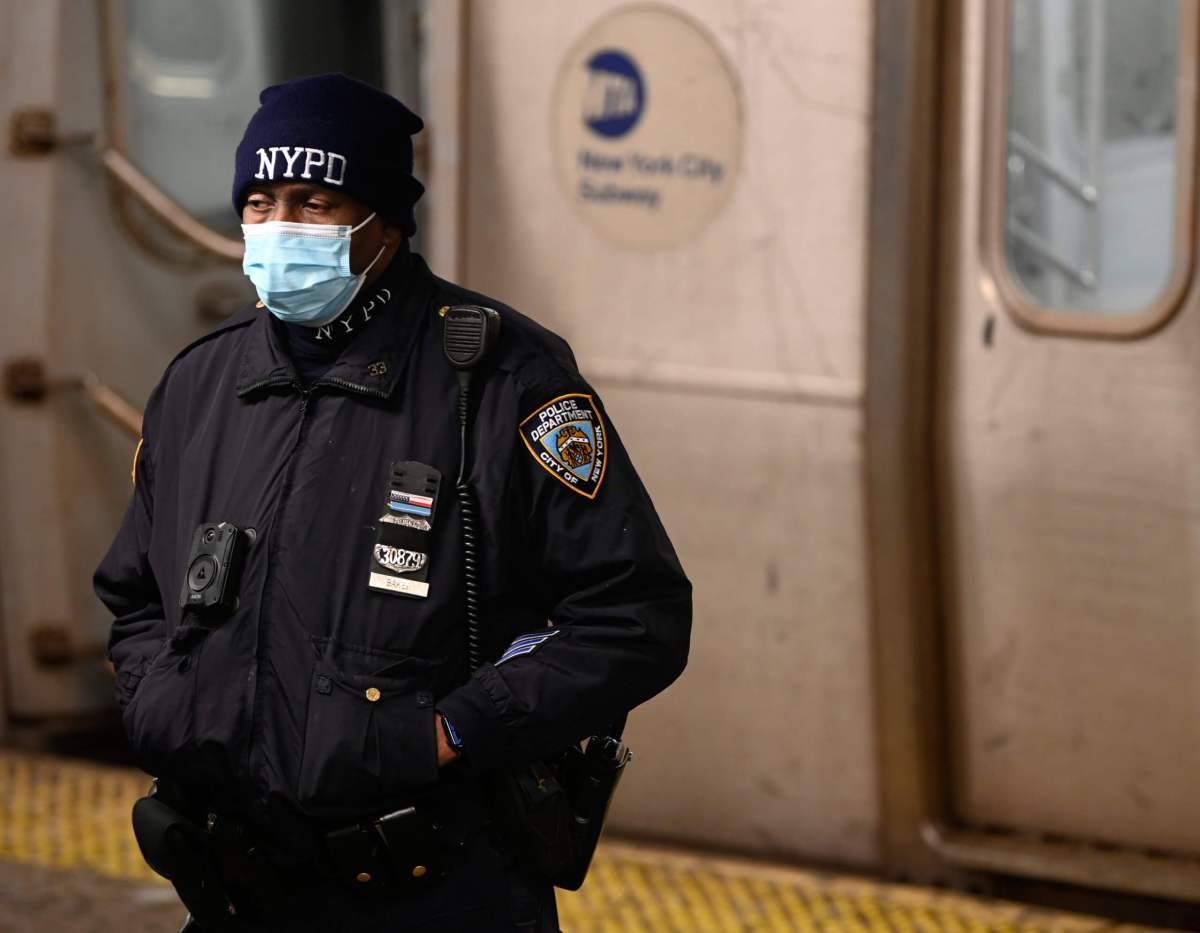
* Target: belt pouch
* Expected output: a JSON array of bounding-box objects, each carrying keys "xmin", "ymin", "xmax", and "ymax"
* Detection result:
[{"xmin": 131, "ymin": 795, "xmax": 241, "ymax": 931}]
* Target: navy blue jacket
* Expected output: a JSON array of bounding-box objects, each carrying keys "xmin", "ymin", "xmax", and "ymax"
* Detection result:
[{"xmin": 94, "ymin": 255, "xmax": 691, "ymax": 824}]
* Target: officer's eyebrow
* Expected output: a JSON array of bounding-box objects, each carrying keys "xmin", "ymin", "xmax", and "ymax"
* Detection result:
[{"xmin": 245, "ymin": 184, "xmax": 340, "ymax": 203}]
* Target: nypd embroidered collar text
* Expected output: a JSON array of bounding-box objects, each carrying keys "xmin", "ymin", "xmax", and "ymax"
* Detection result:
[
  {"xmin": 519, "ymin": 393, "xmax": 608, "ymax": 499},
  {"xmin": 313, "ymin": 285, "xmax": 392, "ymax": 342}
]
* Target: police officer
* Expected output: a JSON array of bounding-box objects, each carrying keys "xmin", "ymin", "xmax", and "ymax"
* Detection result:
[{"xmin": 94, "ymin": 74, "xmax": 691, "ymax": 932}]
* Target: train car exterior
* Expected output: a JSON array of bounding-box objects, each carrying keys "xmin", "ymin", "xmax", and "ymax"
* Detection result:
[{"xmin": 0, "ymin": 0, "xmax": 1196, "ymax": 914}]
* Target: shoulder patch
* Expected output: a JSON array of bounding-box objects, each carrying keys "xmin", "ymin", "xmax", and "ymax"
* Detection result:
[{"xmin": 519, "ymin": 392, "xmax": 608, "ymax": 499}]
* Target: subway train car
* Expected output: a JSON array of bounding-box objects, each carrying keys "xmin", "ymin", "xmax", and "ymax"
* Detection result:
[{"xmin": 2, "ymin": 0, "xmax": 1198, "ymax": 920}]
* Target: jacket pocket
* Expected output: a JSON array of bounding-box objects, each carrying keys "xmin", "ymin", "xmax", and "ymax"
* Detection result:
[
  {"xmin": 121, "ymin": 637, "xmax": 202, "ymax": 774},
  {"xmin": 296, "ymin": 644, "xmax": 439, "ymax": 813},
  {"xmin": 116, "ymin": 636, "xmax": 170, "ymax": 709}
]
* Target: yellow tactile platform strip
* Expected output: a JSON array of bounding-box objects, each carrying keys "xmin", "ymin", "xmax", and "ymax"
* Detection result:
[{"xmin": 0, "ymin": 751, "xmax": 1167, "ymax": 932}]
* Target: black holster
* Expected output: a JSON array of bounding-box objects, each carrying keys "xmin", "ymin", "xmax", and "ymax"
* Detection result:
[
  {"xmin": 130, "ymin": 792, "xmax": 244, "ymax": 932},
  {"xmin": 498, "ymin": 731, "xmax": 631, "ymax": 891}
]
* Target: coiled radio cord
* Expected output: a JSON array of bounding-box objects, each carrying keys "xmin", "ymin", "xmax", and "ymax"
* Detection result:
[
  {"xmin": 456, "ymin": 371, "xmax": 484, "ymax": 673},
  {"xmin": 441, "ymin": 303, "xmax": 501, "ymax": 677}
]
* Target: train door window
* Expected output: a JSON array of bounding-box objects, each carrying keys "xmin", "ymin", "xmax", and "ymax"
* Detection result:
[
  {"xmin": 989, "ymin": 0, "xmax": 1196, "ymax": 335},
  {"xmin": 117, "ymin": 0, "xmax": 422, "ymax": 235}
]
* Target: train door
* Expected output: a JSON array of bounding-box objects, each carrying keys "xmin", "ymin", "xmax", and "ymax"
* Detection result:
[
  {"xmin": 0, "ymin": 0, "xmax": 425, "ymax": 724},
  {"xmin": 932, "ymin": 0, "xmax": 1200, "ymax": 899}
]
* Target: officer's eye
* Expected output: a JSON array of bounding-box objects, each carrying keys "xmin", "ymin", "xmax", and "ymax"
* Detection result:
[
  {"xmin": 247, "ymin": 197, "xmax": 272, "ymax": 210},
  {"xmin": 305, "ymin": 200, "xmax": 329, "ymax": 211}
]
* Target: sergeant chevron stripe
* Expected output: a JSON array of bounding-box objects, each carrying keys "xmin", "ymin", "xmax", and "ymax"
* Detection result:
[{"xmin": 496, "ymin": 629, "xmax": 561, "ymax": 665}]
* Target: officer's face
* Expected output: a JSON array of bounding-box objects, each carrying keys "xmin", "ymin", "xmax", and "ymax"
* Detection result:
[{"xmin": 242, "ymin": 181, "xmax": 401, "ymax": 275}]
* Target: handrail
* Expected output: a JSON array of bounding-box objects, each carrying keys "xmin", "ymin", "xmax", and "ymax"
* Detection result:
[
  {"xmin": 81, "ymin": 370, "xmax": 144, "ymax": 438},
  {"xmin": 1006, "ymin": 216, "xmax": 1097, "ymax": 289},
  {"xmin": 1006, "ymin": 130, "xmax": 1098, "ymax": 205},
  {"xmin": 3, "ymin": 359, "xmax": 143, "ymax": 440},
  {"xmin": 97, "ymin": 146, "xmax": 243, "ymax": 262}
]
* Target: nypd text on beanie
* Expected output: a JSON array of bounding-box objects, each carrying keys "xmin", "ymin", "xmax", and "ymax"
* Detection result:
[{"xmin": 232, "ymin": 73, "xmax": 425, "ymax": 234}]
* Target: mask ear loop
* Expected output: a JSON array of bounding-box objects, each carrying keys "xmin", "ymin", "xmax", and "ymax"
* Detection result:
[
  {"xmin": 349, "ymin": 211, "xmax": 377, "ymax": 234},
  {"xmin": 350, "ymin": 212, "xmax": 386, "ymax": 277},
  {"xmin": 360, "ymin": 243, "xmax": 386, "ymax": 278}
]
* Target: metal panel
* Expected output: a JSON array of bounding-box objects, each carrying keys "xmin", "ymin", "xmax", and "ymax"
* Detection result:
[
  {"xmin": 862, "ymin": 0, "xmax": 949, "ymax": 882},
  {"xmin": 0, "ymin": 0, "xmax": 251, "ymax": 717},
  {"xmin": 603, "ymin": 386, "xmax": 876, "ymax": 862},
  {"xmin": 460, "ymin": 0, "xmax": 879, "ymax": 864},
  {"xmin": 0, "ymin": 0, "xmax": 110, "ymax": 718},
  {"xmin": 422, "ymin": 0, "xmax": 468, "ymax": 280}
]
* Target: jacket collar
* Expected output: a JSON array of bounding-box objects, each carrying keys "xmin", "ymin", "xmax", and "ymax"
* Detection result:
[{"xmin": 235, "ymin": 253, "xmax": 438, "ymax": 399}]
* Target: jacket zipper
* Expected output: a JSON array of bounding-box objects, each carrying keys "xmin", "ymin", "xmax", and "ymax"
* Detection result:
[
  {"xmin": 244, "ymin": 383, "xmax": 311, "ymax": 778},
  {"xmin": 236, "ymin": 374, "xmax": 295, "ymax": 397},
  {"xmin": 313, "ymin": 375, "xmax": 390, "ymax": 399},
  {"xmin": 240, "ymin": 374, "xmax": 389, "ymax": 400},
  {"xmin": 239, "ymin": 375, "xmax": 387, "ymax": 780}
]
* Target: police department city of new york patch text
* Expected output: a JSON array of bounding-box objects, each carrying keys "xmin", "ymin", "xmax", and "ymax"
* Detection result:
[{"xmin": 520, "ymin": 393, "xmax": 607, "ymax": 499}]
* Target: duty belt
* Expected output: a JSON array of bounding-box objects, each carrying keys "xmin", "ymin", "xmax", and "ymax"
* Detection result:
[
  {"xmin": 134, "ymin": 773, "xmax": 489, "ymax": 928},
  {"xmin": 228, "ymin": 776, "xmax": 487, "ymax": 892}
]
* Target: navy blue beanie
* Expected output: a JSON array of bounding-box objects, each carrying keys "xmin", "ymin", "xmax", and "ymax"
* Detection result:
[{"xmin": 232, "ymin": 73, "xmax": 425, "ymax": 235}]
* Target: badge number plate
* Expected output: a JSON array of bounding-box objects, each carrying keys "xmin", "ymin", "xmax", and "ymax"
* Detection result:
[{"xmin": 369, "ymin": 462, "xmax": 441, "ymax": 599}]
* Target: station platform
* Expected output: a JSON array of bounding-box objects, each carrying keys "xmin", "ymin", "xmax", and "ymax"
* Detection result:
[{"xmin": 0, "ymin": 751, "xmax": 1175, "ymax": 932}]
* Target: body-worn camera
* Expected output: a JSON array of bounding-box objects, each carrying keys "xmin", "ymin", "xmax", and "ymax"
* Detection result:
[{"xmin": 178, "ymin": 522, "xmax": 248, "ymax": 616}]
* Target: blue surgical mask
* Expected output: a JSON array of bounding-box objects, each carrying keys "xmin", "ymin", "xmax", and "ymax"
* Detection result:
[{"xmin": 241, "ymin": 213, "xmax": 385, "ymax": 327}]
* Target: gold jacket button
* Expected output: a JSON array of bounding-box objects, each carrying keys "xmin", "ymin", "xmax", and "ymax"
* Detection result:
[
  {"xmin": 412, "ymin": 865, "xmax": 427, "ymax": 878},
  {"xmin": 365, "ymin": 687, "xmax": 381, "ymax": 702},
  {"xmin": 356, "ymin": 872, "xmax": 372, "ymax": 883}
]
